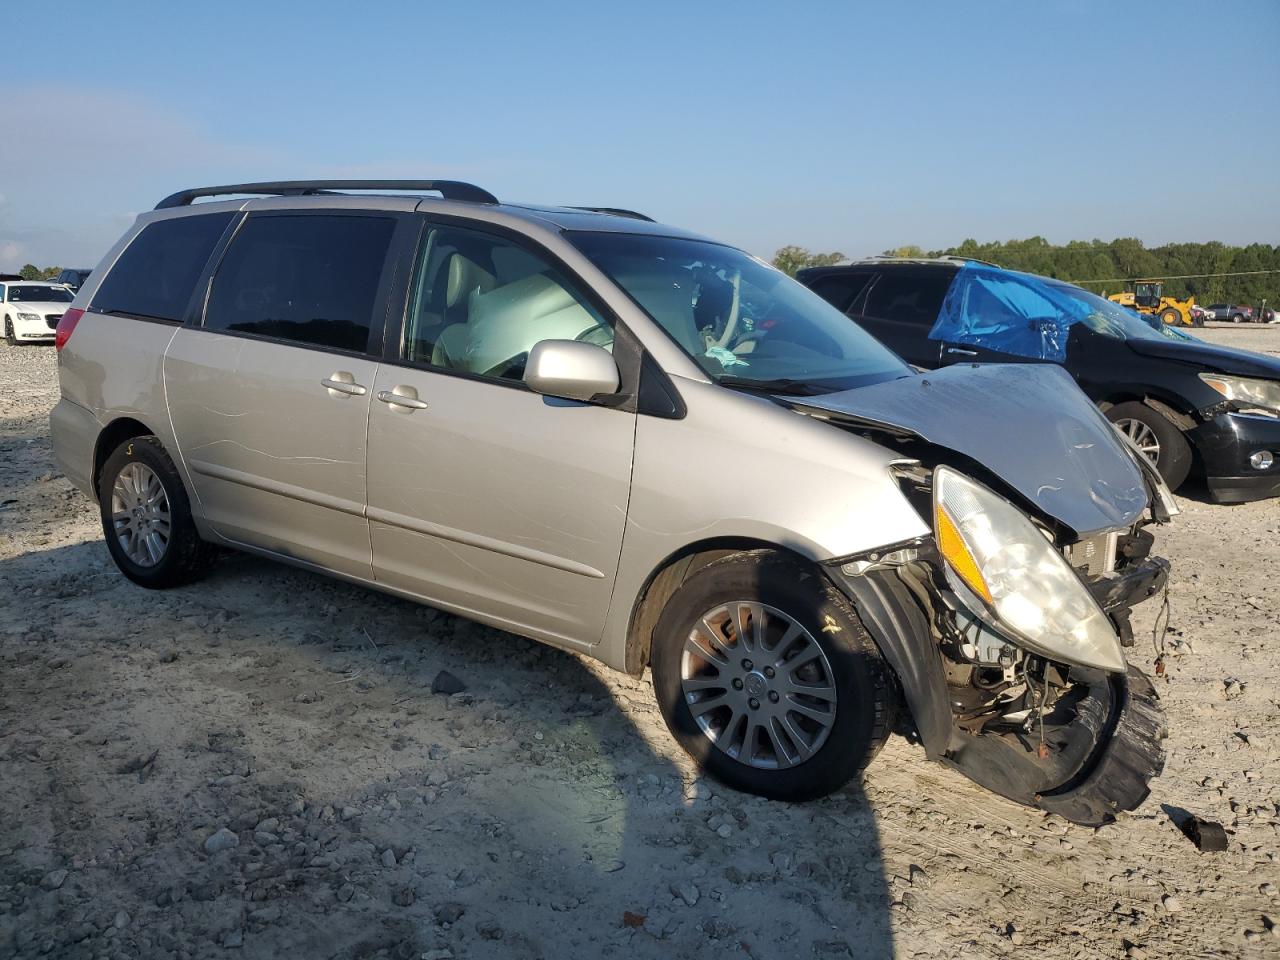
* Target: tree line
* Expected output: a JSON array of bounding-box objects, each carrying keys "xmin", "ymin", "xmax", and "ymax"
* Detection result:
[
  {"xmin": 17, "ymin": 237, "xmax": 1280, "ymax": 307},
  {"xmin": 10, "ymin": 264, "xmax": 64, "ymax": 281},
  {"xmin": 773, "ymin": 239, "xmax": 1280, "ymax": 308}
]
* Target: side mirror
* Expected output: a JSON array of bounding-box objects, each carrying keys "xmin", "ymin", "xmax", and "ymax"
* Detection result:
[{"xmin": 524, "ymin": 339, "xmax": 620, "ymax": 402}]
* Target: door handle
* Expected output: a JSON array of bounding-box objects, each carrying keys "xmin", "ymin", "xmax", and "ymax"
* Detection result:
[
  {"xmin": 377, "ymin": 387, "xmax": 428, "ymax": 411},
  {"xmin": 322, "ymin": 373, "xmax": 368, "ymax": 397},
  {"xmin": 945, "ymin": 347, "xmax": 978, "ymax": 357}
]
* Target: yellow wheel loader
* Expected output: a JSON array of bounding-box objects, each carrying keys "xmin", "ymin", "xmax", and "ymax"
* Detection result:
[{"xmin": 1107, "ymin": 281, "xmax": 1199, "ymax": 327}]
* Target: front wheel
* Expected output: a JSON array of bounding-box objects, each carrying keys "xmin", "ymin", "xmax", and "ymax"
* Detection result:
[
  {"xmin": 99, "ymin": 435, "xmax": 217, "ymax": 588},
  {"xmin": 1159, "ymin": 308, "xmax": 1180, "ymax": 326},
  {"xmin": 650, "ymin": 551, "xmax": 896, "ymax": 801},
  {"xmin": 1105, "ymin": 401, "xmax": 1193, "ymax": 492},
  {"xmin": 4, "ymin": 317, "xmax": 15, "ymax": 346}
]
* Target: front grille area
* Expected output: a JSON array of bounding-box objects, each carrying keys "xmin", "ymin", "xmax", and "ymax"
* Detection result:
[
  {"xmin": 1064, "ymin": 531, "xmax": 1119, "ymax": 577},
  {"xmin": 46, "ymin": 314, "xmax": 62, "ymax": 329}
]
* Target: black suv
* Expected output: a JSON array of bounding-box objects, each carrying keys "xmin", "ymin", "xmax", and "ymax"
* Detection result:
[
  {"xmin": 798, "ymin": 258, "xmax": 1280, "ymax": 502},
  {"xmin": 55, "ymin": 268, "xmax": 92, "ymax": 292}
]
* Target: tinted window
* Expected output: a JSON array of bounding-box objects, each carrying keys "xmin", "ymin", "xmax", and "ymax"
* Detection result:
[
  {"xmin": 8, "ymin": 285, "xmax": 74, "ymax": 303},
  {"xmin": 863, "ymin": 271, "xmax": 953, "ymax": 327},
  {"xmin": 805, "ymin": 272, "xmax": 873, "ymax": 313},
  {"xmin": 93, "ymin": 213, "xmax": 234, "ymax": 322},
  {"xmin": 403, "ymin": 224, "xmax": 611, "ymax": 382},
  {"xmin": 205, "ymin": 215, "xmax": 395, "ymax": 353}
]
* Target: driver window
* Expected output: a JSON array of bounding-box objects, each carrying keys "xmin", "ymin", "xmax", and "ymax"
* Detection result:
[{"xmin": 403, "ymin": 225, "xmax": 612, "ymax": 382}]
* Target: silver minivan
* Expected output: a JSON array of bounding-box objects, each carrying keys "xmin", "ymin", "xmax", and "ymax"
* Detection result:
[{"xmin": 51, "ymin": 180, "xmax": 1176, "ymax": 824}]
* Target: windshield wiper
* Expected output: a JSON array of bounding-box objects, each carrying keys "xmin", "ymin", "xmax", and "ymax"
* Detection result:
[{"xmin": 716, "ymin": 376, "xmax": 827, "ymax": 397}]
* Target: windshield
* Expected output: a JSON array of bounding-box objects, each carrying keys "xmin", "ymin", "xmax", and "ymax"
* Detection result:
[
  {"xmin": 1043, "ymin": 281, "xmax": 1196, "ymax": 343},
  {"xmin": 7, "ymin": 285, "xmax": 73, "ymax": 303},
  {"xmin": 569, "ymin": 232, "xmax": 911, "ymax": 393}
]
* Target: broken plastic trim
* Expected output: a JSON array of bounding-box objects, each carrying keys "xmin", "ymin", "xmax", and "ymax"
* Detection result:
[{"xmin": 827, "ymin": 559, "xmax": 1167, "ymax": 825}]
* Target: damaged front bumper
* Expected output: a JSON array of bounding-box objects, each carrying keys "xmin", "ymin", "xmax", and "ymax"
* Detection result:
[
  {"xmin": 1189, "ymin": 410, "xmax": 1280, "ymax": 503},
  {"xmin": 832, "ymin": 549, "xmax": 1168, "ymax": 827}
]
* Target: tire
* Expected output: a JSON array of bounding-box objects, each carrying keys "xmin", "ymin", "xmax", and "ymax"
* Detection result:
[
  {"xmin": 650, "ymin": 550, "xmax": 896, "ymax": 801},
  {"xmin": 1105, "ymin": 401, "xmax": 1193, "ymax": 492},
  {"xmin": 4, "ymin": 316, "xmax": 15, "ymax": 346},
  {"xmin": 1159, "ymin": 308, "xmax": 1180, "ymax": 326},
  {"xmin": 1231, "ymin": 312, "xmax": 1244, "ymax": 323},
  {"xmin": 98, "ymin": 435, "xmax": 217, "ymax": 589}
]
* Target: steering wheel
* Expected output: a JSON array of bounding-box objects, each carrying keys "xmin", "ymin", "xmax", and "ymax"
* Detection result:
[{"xmin": 713, "ymin": 269, "xmax": 743, "ymax": 349}]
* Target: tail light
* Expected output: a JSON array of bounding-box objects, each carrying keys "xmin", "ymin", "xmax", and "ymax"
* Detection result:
[{"xmin": 55, "ymin": 308, "xmax": 84, "ymax": 352}]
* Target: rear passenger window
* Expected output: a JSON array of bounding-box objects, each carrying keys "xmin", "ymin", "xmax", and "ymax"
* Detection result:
[
  {"xmin": 205, "ymin": 214, "xmax": 395, "ymax": 353},
  {"xmin": 92, "ymin": 213, "xmax": 234, "ymax": 322},
  {"xmin": 862, "ymin": 271, "xmax": 954, "ymax": 327},
  {"xmin": 806, "ymin": 273, "xmax": 872, "ymax": 313}
]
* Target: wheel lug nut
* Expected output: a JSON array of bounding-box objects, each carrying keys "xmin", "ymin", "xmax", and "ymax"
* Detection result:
[
  {"xmin": 732, "ymin": 678, "xmax": 744, "ymax": 690},
  {"xmin": 768, "ymin": 691, "xmax": 779, "ymax": 703},
  {"xmin": 748, "ymin": 698, "xmax": 760, "ymax": 710},
  {"xmin": 742, "ymin": 659, "xmax": 753, "ymax": 671},
  {"xmin": 764, "ymin": 666, "xmax": 775, "ymax": 678}
]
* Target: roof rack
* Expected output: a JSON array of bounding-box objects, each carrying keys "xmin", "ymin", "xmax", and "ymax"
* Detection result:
[
  {"xmin": 569, "ymin": 206, "xmax": 654, "ymax": 222},
  {"xmin": 155, "ymin": 180, "xmax": 499, "ymax": 210}
]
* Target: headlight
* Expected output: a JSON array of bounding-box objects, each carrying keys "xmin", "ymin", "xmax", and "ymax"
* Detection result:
[
  {"xmin": 933, "ymin": 466, "xmax": 1125, "ymax": 673},
  {"xmin": 1199, "ymin": 372, "xmax": 1280, "ymax": 414},
  {"xmin": 17, "ymin": 312, "xmax": 40, "ymax": 323}
]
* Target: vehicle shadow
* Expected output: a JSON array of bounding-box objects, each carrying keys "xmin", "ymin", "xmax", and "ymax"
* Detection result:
[
  {"xmin": 1173, "ymin": 475, "xmax": 1250, "ymax": 507},
  {"xmin": 0, "ymin": 537, "xmax": 896, "ymax": 960}
]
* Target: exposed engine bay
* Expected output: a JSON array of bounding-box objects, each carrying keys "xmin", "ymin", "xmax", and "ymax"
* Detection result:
[{"xmin": 823, "ymin": 437, "xmax": 1171, "ymax": 826}]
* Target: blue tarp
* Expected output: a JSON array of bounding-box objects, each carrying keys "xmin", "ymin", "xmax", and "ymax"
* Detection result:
[{"xmin": 928, "ymin": 264, "xmax": 1098, "ymax": 362}]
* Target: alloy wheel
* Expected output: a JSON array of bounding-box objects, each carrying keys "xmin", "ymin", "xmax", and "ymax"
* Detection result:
[
  {"xmin": 1115, "ymin": 417, "xmax": 1161, "ymax": 463},
  {"xmin": 680, "ymin": 601, "xmax": 837, "ymax": 769},
  {"xmin": 110, "ymin": 462, "xmax": 172, "ymax": 567}
]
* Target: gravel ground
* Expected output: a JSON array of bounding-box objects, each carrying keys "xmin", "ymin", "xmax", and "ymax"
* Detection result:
[{"xmin": 1, "ymin": 325, "xmax": 1278, "ymax": 960}]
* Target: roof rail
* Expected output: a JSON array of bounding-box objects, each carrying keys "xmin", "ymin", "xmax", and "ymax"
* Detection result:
[
  {"xmin": 937, "ymin": 254, "xmax": 1001, "ymax": 268},
  {"xmin": 569, "ymin": 206, "xmax": 655, "ymax": 222},
  {"xmin": 155, "ymin": 180, "xmax": 499, "ymax": 210},
  {"xmin": 851, "ymin": 254, "xmax": 1004, "ymax": 269}
]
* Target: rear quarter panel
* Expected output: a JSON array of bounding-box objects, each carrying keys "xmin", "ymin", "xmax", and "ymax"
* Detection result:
[
  {"xmin": 56, "ymin": 312, "xmax": 183, "ymax": 477},
  {"xmin": 53, "ymin": 203, "xmax": 248, "ymax": 502}
]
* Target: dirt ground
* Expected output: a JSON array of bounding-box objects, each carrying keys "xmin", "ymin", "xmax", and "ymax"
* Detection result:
[{"xmin": 2, "ymin": 324, "xmax": 1278, "ymax": 960}]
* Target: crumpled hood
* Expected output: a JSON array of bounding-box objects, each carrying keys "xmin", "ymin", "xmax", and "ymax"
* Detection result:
[
  {"xmin": 1126, "ymin": 335, "xmax": 1280, "ymax": 379},
  {"xmin": 789, "ymin": 363, "xmax": 1148, "ymax": 537}
]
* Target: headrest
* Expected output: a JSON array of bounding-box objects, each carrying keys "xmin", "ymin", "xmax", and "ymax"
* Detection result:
[{"xmin": 446, "ymin": 253, "xmax": 495, "ymax": 308}]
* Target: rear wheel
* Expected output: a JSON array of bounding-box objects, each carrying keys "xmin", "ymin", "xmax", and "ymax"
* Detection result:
[
  {"xmin": 1231, "ymin": 312, "xmax": 1244, "ymax": 323},
  {"xmin": 650, "ymin": 551, "xmax": 896, "ymax": 801},
  {"xmin": 99, "ymin": 435, "xmax": 217, "ymax": 588},
  {"xmin": 1105, "ymin": 401, "xmax": 1193, "ymax": 492}
]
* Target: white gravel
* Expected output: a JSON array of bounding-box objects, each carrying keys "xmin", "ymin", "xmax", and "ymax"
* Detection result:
[{"xmin": 1, "ymin": 327, "xmax": 1277, "ymax": 959}]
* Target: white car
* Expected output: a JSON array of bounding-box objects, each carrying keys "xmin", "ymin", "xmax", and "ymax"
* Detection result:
[{"xmin": 1, "ymin": 281, "xmax": 76, "ymax": 344}]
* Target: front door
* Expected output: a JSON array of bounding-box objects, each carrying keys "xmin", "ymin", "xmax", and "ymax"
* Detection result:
[
  {"xmin": 365, "ymin": 221, "xmax": 635, "ymax": 648},
  {"xmin": 164, "ymin": 211, "xmax": 401, "ymax": 578}
]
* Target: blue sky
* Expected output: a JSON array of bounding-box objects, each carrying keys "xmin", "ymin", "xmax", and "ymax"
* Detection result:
[{"xmin": 1, "ymin": 0, "xmax": 1277, "ymax": 269}]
